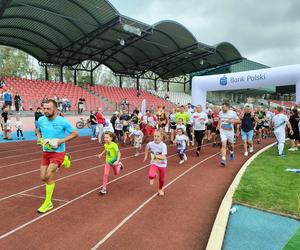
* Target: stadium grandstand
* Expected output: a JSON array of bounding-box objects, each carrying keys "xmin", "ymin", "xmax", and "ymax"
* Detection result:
[{"xmin": 0, "ymin": 0, "xmax": 246, "ymax": 114}]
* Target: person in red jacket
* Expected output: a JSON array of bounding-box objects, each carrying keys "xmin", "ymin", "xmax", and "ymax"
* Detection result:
[{"xmin": 96, "ymin": 107, "xmax": 105, "ymax": 144}]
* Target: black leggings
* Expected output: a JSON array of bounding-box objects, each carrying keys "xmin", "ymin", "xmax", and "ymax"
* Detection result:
[
  {"xmin": 194, "ymin": 130, "xmax": 205, "ymax": 151},
  {"xmin": 186, "ymin": 124, "xmax": 193, "ymax": 141},
  {"xmin": 17, "ymin": 129, "xmax": 23, "ymax": 137}
]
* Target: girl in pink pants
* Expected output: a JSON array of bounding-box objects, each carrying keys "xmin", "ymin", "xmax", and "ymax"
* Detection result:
[
  {"xmin": 144, "ymin": 130, "xmax": 168, "ymax": 196},
  {"xmin": 98, "ymin": 132, "xmax": 123, "ymax": 195}
]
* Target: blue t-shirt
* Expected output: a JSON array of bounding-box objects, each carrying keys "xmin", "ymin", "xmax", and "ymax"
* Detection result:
[
  {"xmin": 37, "ymin": 116, "xmax": 75, "ymax": 152},
  {"xmin": 3, "ymin": 92, "xmax": 12, "ymax": 102}
]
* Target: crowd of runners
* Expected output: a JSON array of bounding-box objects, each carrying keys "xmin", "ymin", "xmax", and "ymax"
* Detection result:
[{"xmin": 34, "ymin": 99, "xmax": 297, "ymax": 213}]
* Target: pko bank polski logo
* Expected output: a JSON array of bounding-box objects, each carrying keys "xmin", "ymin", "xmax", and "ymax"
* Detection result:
[{"xmin": 220, "ymin": 75, "xmax": 228, "ymax": 86}]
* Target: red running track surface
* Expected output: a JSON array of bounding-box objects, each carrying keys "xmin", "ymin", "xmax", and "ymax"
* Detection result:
[{"xmin": 0, "ymin": 136, "xmax": 275, "ymax": 249}]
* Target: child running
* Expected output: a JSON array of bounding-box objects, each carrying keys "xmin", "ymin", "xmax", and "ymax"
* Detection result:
[
  {"xmin": 175, "ymin": 128, "xmax": 188, "ymax": 164},
  {"xmin": 130, "ymin": 124, "xmax": 144, "ymax": 156},
  {"xmin": 144, "ymin": 130, "xmax": 167, "ymax": 196},
  {"xmin": 98, "ymin": 131, "xmax": 124, "ymax": 195}
]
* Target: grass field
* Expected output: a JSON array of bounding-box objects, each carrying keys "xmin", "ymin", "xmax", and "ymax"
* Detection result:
[
  {"xmin": 284, "ymin": 227, "xmax": 300, "ymax": 250},
  {"xmin": 233, "ymin": 143, "xmax": 300, "ymax": 217}
]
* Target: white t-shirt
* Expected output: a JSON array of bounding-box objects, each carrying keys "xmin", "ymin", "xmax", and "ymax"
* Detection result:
[
  {"xmin": 273, "ymin": 113, "xmax": 288, "ymax": 132},
  {"xmin": 264, "ymin": 111, "xmax": 274, "ymax": 126},
  {"xmin": 219, "ymin": 110, "xmax": 238, "ymax": 132},
  {"xmin": 15, "ymin": 121, "xmax": 23, "ymax": 130},
  {"xmin": 192, "ymin": 111, "xmax": 208, "ymax": 131},
  {"xmin": 176, "ymin": 124, "xmax": 186, "ymax": 133},
  {"xmin": 115, "ymin": 119, "xmax": 123, "ymax": 131},
  {"xmin": 175, "ymin": 134, "xmax": 188, "ymax": 150},
  {"xmin": 146, "ymin": 141, "xmax": 167, "ymax": 168},
  {"xmin": 130, "ymin": 130, "xmax": 144, "ymax": 139}
]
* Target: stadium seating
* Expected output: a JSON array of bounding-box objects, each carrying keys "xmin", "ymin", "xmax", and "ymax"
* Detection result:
[
  {"xmin": 268, "ymin": 100, "xmax": 295, "ymax": 108},
  {"xmin": 148, "ymin": 90, "xmax": 191, "ymax": 105},
  {"xmin": 1, "ymin": 77, "xmax": 175, "ymax": 113},
  {"xmin": 86, "ymin": 85, "xmax": 176, "ymax": 111},
  {"xmin": 2, "ymin": 76, "xmax": 113, "ymax": 112}
]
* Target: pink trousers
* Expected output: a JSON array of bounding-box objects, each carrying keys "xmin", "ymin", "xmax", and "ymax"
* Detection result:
[
  {"xmin": 148, "ymin": 164, "xmax": 166, "ymax": 189},
  {"xmin": 102, "ymin": 163, "xmax": 121, "ymax": 188}
]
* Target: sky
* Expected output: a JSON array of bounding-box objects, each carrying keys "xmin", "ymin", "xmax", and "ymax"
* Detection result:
[{"xmin": 109, "ymin": 0, "xmax": 300, "ymax": 67}]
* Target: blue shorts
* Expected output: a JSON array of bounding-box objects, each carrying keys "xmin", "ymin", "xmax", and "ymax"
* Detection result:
[{"xmin": 241, "ymin": 130, "xmax": 254, "ymax": 142}]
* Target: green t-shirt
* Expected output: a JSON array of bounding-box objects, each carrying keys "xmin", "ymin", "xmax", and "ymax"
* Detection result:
[
  {"xmin": 175, "ymin": 112, "xmax": 190, "ymax": 125},
  {"xmin": 104, "ymin": 142, "xmax": 119, "ymax": 165}
]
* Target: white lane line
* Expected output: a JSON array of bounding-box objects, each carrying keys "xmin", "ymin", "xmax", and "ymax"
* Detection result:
[
  {"xmin": 91, "ymin": 152, "xmax": 219, "ymax": 249},
  {"xmin": 0, "ymin": 144, "xmax": 102, "ymax": 170},
  {"xmin": 0, "ymin": 146, "xmax": 198, "ymax": 240},
  {"xmin": 0, "ymin": 141, "xmax": 93, "ymax": 156},
  {"xmin": 0, "ymin": 145, "xmax": 134, "ymax": 181},
  {"xmin": 0, "ymin": 144, "xmax": 100, "ymax": 161},
  {"xmin": 19, "ymin": 193, "xmax": 69, "ymax": 203}
]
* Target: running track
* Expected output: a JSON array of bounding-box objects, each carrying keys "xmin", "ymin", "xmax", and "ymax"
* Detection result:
[{"xmin": 0, "ymin": 136, "xmax": 274, "ymax": 249}]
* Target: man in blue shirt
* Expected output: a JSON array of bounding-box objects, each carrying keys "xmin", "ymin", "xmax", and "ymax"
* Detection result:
[
  {"xmin": 3, "ymin": 90, "xmax": 12, "ymax": 113},
  {"xmin": 36, "ymin": 99, "xmax": 78, "ymax": 213}
]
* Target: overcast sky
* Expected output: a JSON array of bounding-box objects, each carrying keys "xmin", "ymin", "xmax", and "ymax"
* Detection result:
[{"xmin": 109, "ymin": 0, "xmax": 300, "ymax": 67}]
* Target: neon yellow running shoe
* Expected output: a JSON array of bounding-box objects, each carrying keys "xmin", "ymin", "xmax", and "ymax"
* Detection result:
[
  {"xmin": 37, "ymin": 202, "xmax": 53, "ymax": 213},
  {"xmin": 62, "ymin": 155, "xmax": 71, "ymax": 169}
]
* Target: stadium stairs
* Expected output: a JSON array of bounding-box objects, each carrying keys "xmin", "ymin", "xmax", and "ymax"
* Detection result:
[
  {"xmin": 148, "ymin": 90, "xmax": 191, "ymax": 105},
  {"xmin": 82, "ymin": 84, "xmax": 176, "ymax": 112}
]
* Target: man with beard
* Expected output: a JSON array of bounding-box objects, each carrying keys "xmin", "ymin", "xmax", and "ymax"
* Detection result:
[{"xmin": 36, "ymin": 99, "xmax": 78, "ymax": 213}]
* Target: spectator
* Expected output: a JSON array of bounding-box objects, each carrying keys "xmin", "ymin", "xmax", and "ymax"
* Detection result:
[
  {"xmin": 62, "ymin": 96, "xmax": 70, "ymax": 113},
  {"xmin": 136, "ymin": 90, "xmax": 141, "ymax": 98},
  {"xmin": 90, "ymin": 111, "xmax": 97, "ymax": 140},
  {"xmin": 34, "ymin": 107, "xmax": 43, "ymax": 128},
  {"xmin": 1, "ymin": 107, "xmax": 8, "ymax": 139},
  {"xmin": 96, "ymin": 107, "xmax": 105, "ymax": 143},
  {"xmin": 110, "ymin": 111, "xmax": 119, "ymax": 133},
  {"xmin": 15, "ymin": 116, "xmax": 24, "ymax": 140},
  {"xmin": 164, "ymin": 93, "xmax": 170, "ymax": 101},
  {"xmin": 14, "ymin": 92, "xmax": 22, "ymax": 113},
  {"xmin": 3, "ymin": 90, "xmax": 12, "ymax": 113},
  {"xmin": 78, "ymin": 97, "xmax": 86, "ymax": 114}
]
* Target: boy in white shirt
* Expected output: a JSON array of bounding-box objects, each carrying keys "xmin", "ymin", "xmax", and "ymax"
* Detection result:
[
  {"xmin": 130, "ymin": 124, "xmax": 144, "ymax": 156},
  {"xmin": 175, "ymin": 128, "xmax": 188, "ymax": 164},
  {"xmin": 15, "ymin": 116, "xmax": 24, "ymax": 140}
]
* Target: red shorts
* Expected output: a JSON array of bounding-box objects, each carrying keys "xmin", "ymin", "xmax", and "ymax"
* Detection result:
[
  {"xmin": 41, "ymin": 152, "xmax": 65, "ymax": 167},
  {"xmin": 142, "ymin": 125, "xmax": 155, "ymax": 136}
]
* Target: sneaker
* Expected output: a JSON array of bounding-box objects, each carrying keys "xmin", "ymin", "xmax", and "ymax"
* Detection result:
[
  {"xmin": 288, "ymin": 148, "xmax": 297, "ymax": 151},
  {"xmin": 134, "ymin": 153, "xmax": 140, "ymax": 157},
  {"xmin": 179, "ymin": 160, "xmax": 185, "ymax": 164},
  {"xmin": 184, "ymin": 154, "xmax": 187, "ymax": 161},
  {"xmin": 149, "ymin": 179, "xmax": 154, "ymax": 185},
  {"xmin": 22, "ymin": 138, "xmax": 25, "ymax": 140},
  {"xmin": 213, "ymin": 142, "xmax": 217, "ymax": 147},
  {"xmin": 257, "ymin": 140, "xmax": 261, "ymax": 144},
  {"xmin": 37, "ymin": 202, "xmax": 53, "ymax": 213},
  {"xmin": 221, "ymin": 159, "xmax": 226, "ymax": 166},
  {"xmin": 196, "ymin": 150, "xmax": 200, "ymax": 157},
  {"xmin": 244, "ymin": 151, "xmax": 248, "ymax": 157},
  {"xmin": 230, "ymin": 152, "xmax": 235, "ymax": 161},
  {"xmin": 249, "ymin": 147, "xmax": 254, "ymax": 153},
  {"xmin": 119, "ymin": 162, "xmax": 124, "ymax": 170},
  {"xmin": 277, "ymin": 154, "xmax": 286, "ymax": 157},
  {"xmin": 192, "ymin": 141, "xmax": 195, "ymax": 146},
  {"xmin": 62, "ymin": 155, "xmax": 71, "ymax": 169},
  {"xmin": 158, "ymin": 190, "xmax": 165, "ymax": 196},
  {"xmin": 17, "ymin": 138, "xmax": 20, "ymax": 140},
  {"xmin": 99, "ymin": 187, "xmax": 107, "ymax": 195}
]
